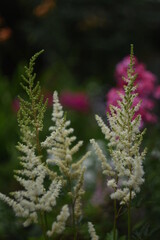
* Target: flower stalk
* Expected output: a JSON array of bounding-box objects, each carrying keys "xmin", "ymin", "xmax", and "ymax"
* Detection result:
[{"xmin": 113, "ymin": 199, "xmax": 117, "ymax": 240}]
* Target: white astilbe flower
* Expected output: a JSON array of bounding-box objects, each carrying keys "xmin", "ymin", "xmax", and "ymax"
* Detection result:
[
  {"xmin": 91, "ymin": 45, "xmax": 146, "ymax": 205},
  {"xmin": 42, "ymin": 91, "xmax": 90, "ymax": 177},
  {"xmin": 0, "ymin": 52, "xmax": 64, "ymax": 234},
  {"xmin": 42, "ymin": 91, "xmax": 91, "ymax": 222},
  {"xmin": 0, "ymin": 140, "xmax": 61, "ymax": 227},
  {"xmin": 47, "ymin": 205, "xmax": 70, "ymax": 237},
  {"xmin": 88, "ymin": 222, "xmax": 99, "ymax": 240}
]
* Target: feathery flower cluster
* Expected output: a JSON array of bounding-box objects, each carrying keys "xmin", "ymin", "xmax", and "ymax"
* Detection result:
[
  {"xmin": 88, "ymin": 222, "xmax": 99, "ymax": 240},
  {"xmin": 0, "ymin": 142, "xmax": 62, "ymax": 227},
  {"xmin": 106, "ymin": 54, "xmax": 160, "ymax": 125},
  {"xmin": 91, "ymin": 46, "xmax": 146, "ymax": 205},
  {"xmin": 42, "ymin": 91, "xmax": 90, "ymax": 223},
  {"xmin": 0, "ymin": 51, "xmax": 64, "ymax": 230}
]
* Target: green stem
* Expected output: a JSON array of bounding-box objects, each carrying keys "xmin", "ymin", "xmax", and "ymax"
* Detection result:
[
  {"xmin": 44, "ymin": 212, "xmax": 49, "ymax": 231},
  {"xmin": 128, "ymin": 190, "xmax": 132, "ymax": 240},
  {"xmin": 39, "ymin": 212, "xmax": 48, "ymax": 240},
  {"xmin": 72, "ymin": 198, "xmax": 78, "ymax": 240},
  {"xmin": 68, "ymin": 177, "xmax": 77, "ymax": 240},
  {"xmin": 113, "ymin": 199, "xmax": 117, "ymax": 240}
]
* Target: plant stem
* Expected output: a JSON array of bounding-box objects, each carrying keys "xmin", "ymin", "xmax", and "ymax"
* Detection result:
[
  {"xmin": 39, "ymin": 212, "xmax": 48, "ymax": 240},
  {"xmin": 72, "ymin": 198, "xmax": 78, "ymax": 240},
  {"xmin": 113, "ymin": 199, "xmax": 117, "ymax": 240},
  {"xmin": 128, "ymin": 190, "xmax": 132, "ymax": 240},
  {"xmin": 68, "ymin": 176, "xmax": 78, "ymax": 240}
]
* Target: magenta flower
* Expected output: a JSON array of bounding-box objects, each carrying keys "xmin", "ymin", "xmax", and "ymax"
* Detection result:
[{"xmin": 60, "ymin": 91, "xmax": 90, "ymax": 113}]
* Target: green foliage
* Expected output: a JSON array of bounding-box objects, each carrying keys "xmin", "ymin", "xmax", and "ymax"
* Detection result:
[
  {"xmin": 132, "ymin": 221, "xmax": 160, "ymax": 240},
  {"xmin": 105, "ymin": 230, "xmax": 126, "ymax": 240}
]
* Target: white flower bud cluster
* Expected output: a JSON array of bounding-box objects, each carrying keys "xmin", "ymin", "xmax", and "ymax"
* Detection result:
[
  {"xmin": 91, "ymin": 53, "xmax": 146, "ymax": 205},
  {"xmin": 88, "ymin": 222, "xmax": 99, "ymax": 240},
  {"xmin": 42, "ymin": 91, "xmax": 91, "ymax": 221},
  {"xmin": 47, "ymin": 205, "xmax": 70, "ymax": 237},
  {"xmin": 0, "ymin": 140, "xmax": 61, "ymax": 227}
]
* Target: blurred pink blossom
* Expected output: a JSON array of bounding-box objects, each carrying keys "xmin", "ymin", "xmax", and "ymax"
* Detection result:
[
  {"xmin": 115, "ymin": 55, "xmax": 157, "ymax": 97},
  {"xmin": 12, "ymin": 98, "xmax": 20, "ymax": 113},
  {"xmin": 60, "ymin": 91, "xmax": 90, "ymax": 113},
  {"xmin": 12, "ymin": 91, "xmax": 90, "ymax": 114},
  {"xmin": 154, "ymin": 86, "xmax": 160, "ymax": 99},
  {"xmin": 106, "ymin": 55, "xmax": 159, "ymax": 125},
  {"xmin": 43, "ymin": 92, "xmax": 53, "ymax": 107},
  {"xmin": 106, "ymin": 88, "xmax": 122, "ymax": 112}
]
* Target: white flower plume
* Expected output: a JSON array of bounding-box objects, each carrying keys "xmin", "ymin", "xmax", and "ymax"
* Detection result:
[
  {"xmin": 42, "ymin": 91, "xmax": 91, "ymax": 221},
  {"xmin": 91, "ymin": 46, "xmax": 147, "ymax": 205}
]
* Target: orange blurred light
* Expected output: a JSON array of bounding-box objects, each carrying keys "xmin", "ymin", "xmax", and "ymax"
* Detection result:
[
  {"xmin": 34, "ymin": 0, "xmax": 56, "ymax": 17},
  {"xmin": 0, "ymin": 27, "xmax": 12, "ymax": 42}
]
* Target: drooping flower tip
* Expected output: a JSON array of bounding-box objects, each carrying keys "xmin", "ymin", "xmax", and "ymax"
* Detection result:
[
  {"xmin": 47, "ymin": 205, "xmax": 70, "ymax": 237},
  {"xmin": 88, "ymin": 222, "xmax": 99, "ymax": 240}
]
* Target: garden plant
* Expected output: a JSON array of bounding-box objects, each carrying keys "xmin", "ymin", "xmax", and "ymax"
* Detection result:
[{"xmin": 0, "ymin": 45, "xmax": 148, "ymax": 240}]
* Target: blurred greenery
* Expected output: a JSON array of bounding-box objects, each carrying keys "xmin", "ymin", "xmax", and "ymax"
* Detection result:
[{"xmin": 0, "ymin": 0, "xmax": 160, "ymax": 239}]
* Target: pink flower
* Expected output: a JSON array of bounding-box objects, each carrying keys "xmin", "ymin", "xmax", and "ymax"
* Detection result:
[
  {"xmin": 106, "ymin": 89, "xmax": 157, "ymax": 125},
  {"xmin": 60, "ymin": 91, "xmax": 90, "ymax": 113},
  {"xmin": 115, "ymin": 56, "xmax": 138, "ymax": 86},
  {"xmin": 115, "ymin": 56, "xmax": 157, "ymax": 97},
  {"xmin": 137, "ymin": 71, "xmax": 157, "ymax": 96},
  {"xmin": 106, "ymin": 88, "xmax": 123, "ymax": 112},
  {"xmin": 107, "ymin": 55, "xmax": 159, "ymax": 125},
  {"xmin": 154, "ymin": 85, "xmax": 160, "ymax": 99}
]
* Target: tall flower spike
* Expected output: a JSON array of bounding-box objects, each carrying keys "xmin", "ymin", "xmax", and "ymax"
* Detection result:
[
  {"xmin": 18, "ymin": 50, "xmax": 47, "ymax": 151},
  {"xmin": 0, "ymin": 52, "xmax": 62, "ymax": 231},
  {"xmin": 42, "ymin": 91, "xmax": 91, "ymax": 224},
  {"xmin": 91, "ymin": 45, "xmax": 147, "ymax": 205}
]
